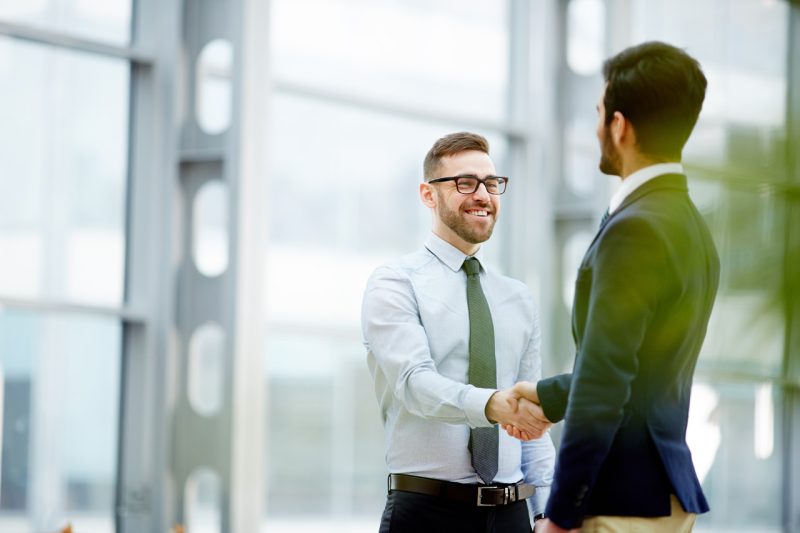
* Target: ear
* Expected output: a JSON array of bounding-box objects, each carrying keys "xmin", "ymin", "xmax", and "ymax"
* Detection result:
[
  {"xmin": 609, "ymin": 111, "xmax": 626, "ymax": 144},
  {"xmin": 610, "ymin": 111, "xmax": 637, "ymax": 148},
  {"xmin": 420, "ymin": 182, "xmax": 437, "ymax": 208}
]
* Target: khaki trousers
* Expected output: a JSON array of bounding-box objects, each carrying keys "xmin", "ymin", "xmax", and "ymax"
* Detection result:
[{"xmin": 581, "ymin": 495, "xmax": 696, "ymax": 533}]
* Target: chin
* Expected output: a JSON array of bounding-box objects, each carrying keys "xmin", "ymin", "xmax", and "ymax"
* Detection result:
[{"xmin": 471, "ymin": 229, "xmax": 494, "ymax": 244}]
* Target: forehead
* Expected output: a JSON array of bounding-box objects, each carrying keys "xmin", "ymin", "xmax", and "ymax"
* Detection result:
[{"xmin": 436, "ymin": 150, "xmax": 496, "ymax": 177}]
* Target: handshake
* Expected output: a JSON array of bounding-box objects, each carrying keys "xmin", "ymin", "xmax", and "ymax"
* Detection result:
[{"xmin": 486, "ymin": 381, "xmax": 552, "ymax": 441}]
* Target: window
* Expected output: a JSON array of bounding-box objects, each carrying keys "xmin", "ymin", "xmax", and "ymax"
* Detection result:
[
  {"xmin": 0, "ymin": 3, "xmax": 132, "ymax": 531},
  {"xmin": 0, "ymin": 37, "xmax": 129, "ymax": 306},
  {"xmin": 271, "ymin": 0, "xmax": 511, "ymax": 122},
  {"xmin": 0, "ymin": 0, "xmax": 132, "ymax": 45},
  {"xmin": 264, "ymin": 3, "xmax": 513, "ymax": 528},
  {"xmin": 0, "ymin": 310, "xmax": 121, "ymax": 533}
]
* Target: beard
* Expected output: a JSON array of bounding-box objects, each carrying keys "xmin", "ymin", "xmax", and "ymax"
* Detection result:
[
  {"xmin": 436, "ymin": 190, "xmax": 496, "ymax": 244},
  {"xmin": 598, "ymin": 127, "xmax": 622, "ymax": 176}
]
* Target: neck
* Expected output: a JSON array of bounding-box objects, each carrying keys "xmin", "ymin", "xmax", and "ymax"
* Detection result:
[{"xmin": 432, "ymin": 227, "xmax": 480, "ymax": 256}]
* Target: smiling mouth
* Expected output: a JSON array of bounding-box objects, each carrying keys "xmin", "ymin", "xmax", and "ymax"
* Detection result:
[{"xmin": 465, "ymin": 209, "xmax": 491, "ymax": 218}]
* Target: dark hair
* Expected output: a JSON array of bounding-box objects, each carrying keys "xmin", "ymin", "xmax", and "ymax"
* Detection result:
[
  {"xmin": 603, "ymin": 41, "xmax": 707, "ymax": 160},
  {"xmin": 423, "ymin": 132, "xmax": 490, "ymax": 181}
]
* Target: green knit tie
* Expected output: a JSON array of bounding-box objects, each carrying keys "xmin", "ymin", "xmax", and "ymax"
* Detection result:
[{"xmin": 463, "ymin": 257, "xmax": 498, "ymax": 484}]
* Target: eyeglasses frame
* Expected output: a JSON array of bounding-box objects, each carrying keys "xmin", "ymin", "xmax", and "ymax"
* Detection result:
[{"xmin": 426, "ymin": 175, "xmax": 510, "ymax": 195}]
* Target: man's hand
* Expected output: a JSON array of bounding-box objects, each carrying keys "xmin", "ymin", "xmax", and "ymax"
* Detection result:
[
  {"xmin": 501, "ymin": 398, "xmax": 549, "ymax": 441},
  {"xmin": 510, "ymin": 380, "xmax": 539, "ymax": 404},
  {"xmin": 536, "ymin": 518, "xmax": 579, "ymax": 532},
  {"xmin": 497, "ymin": 381, "xmax": 552, "ymax": 441},
  {"xmin": 486, "ymin": 384, "xmax": 551, "ymax": 439}
]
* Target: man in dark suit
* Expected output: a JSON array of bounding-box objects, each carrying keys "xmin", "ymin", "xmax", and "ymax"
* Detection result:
[{"xmin": 507, "ymin": 42, "xmax": 720, "ymax": 532}]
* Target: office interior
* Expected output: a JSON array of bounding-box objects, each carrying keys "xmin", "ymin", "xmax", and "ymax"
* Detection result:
[{"xmin": 0, "ymin": 0, "xmax": 798, "ymax": 532}]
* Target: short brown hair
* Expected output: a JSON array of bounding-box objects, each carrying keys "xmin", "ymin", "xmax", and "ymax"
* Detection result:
[
  {"xmin": 603, "ymin": 41, "xmax": 706, "ymax": 159},
  {"xmin": 423, "ymin": 132, "xmax": 490, "ymax": 181}
]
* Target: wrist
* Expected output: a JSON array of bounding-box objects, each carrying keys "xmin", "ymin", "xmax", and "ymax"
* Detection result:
[
  {"xmin": 467, "ymin": 387, "xmax": 498, "ymax": 427},
  {"xmin": 484, "ymin": 390, "xmax": 500, "ymax": 423}
]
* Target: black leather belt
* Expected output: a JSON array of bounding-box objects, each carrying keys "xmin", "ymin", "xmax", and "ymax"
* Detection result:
[{"xmin": 389, "ymin": 474, "xmax": 535, "ymax": 507}]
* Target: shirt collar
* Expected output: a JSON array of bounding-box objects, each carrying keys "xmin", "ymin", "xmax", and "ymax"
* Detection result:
[
  {"xmin": 424, "ymin": 232, "xmax": 483, "ymax": 273},
  {"xmin": 608, "ymin": 162, "xmax": 684, "ymax": 214}
]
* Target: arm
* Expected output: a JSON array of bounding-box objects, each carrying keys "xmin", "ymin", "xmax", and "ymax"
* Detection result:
[
  {"xmin": 545, "ymin": 217, "xmax": 667, "ymax": 529},
  {"xmin": 362, "ymin": 266, "xmax": 550, "ymax": 436},
  {"xmin": 536, "ymin": 373, "xmax": 573, "ymax": 423},
  {"xmin": 362, "ymin": 266, "xmax": 493, "ymax": 426}
]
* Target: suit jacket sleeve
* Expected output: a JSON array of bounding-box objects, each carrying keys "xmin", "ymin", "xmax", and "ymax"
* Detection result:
[
  {"xmin": 545, "ymin": 216, "xmax": 668, "ymax": 529},
  {"xmin": 536, "ymin": 373, "xmax": 572, "ymax": 423}
]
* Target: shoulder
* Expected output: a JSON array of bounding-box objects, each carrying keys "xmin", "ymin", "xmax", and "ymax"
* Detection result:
[
  {"xmin": 599, "ymin": 211, "xmax": 667, "ymax": 257},
  {"xmin": 366, "ymin": 248, "xmax": 437, "ymax": 287}
]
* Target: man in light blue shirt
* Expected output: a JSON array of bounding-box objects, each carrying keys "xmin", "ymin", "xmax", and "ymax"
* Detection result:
[{"xmin": 362, "ymin": 132, "xmax": 555, "ymax": 532}]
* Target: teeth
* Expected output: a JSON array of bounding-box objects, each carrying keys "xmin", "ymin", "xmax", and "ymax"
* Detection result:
[{"xmin": 467, "ymin": 210, "xmax": 488, "ymax": 217}]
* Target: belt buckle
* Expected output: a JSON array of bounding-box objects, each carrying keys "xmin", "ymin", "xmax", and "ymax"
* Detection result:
[{"xmin": 477, "ymin": 485, "xmax": 511, "ymax": 507}]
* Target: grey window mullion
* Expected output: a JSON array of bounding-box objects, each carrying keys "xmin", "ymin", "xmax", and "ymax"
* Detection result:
[
  {"xmin": 0, "ymin": 20, "xmax": 153, "ymax": 63},
  {"xmin": 0, "ymin": 297, "xmax": 147, "ymax": 323}
]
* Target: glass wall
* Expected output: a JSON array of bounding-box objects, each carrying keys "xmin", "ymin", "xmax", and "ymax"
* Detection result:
[
  {"xmin": 0, "ymin": 38, "xmax": 128, "ymax": 306},
  {"xmin": 0, "ymin": 0, "xmax": 131, "ymax": 44},
  {"xmin": 555, "ymin": 1, "xmax": 796, "ymax": 531},
  {"xmin": 263, "ymin": 1, "xmax": 514, "ymax": 530},
  {"xmin": 0, "ymin": 2, "xmax": 132, "ymax": 532},
  {"xmin": 628, "ymin": 2, "xmax": 790, "ymax": 531},
  {"xmin": 0, "ymin": 311, "xmax": 121, "ymax": 532}
]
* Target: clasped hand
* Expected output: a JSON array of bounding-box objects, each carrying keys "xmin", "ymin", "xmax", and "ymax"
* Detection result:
[{"xmin": 486, "ymin": 381, "xmax": 552, "ymax": 441}]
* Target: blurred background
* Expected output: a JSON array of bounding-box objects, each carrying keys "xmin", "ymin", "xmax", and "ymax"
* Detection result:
[{"xmin": 0, "ymin": 0, "xmax": 798, "ymax": 532}]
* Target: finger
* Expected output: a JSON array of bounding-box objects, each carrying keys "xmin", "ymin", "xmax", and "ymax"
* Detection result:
[
  {"xmin": 511, "ymin": 380, "xmax": 539, "ymax": 403},
  {"xmin": 518, "ymin": 430, "xmax": 534, "ymax": 441},
  {"xmin": 522, "ymin": 398, "xmax": 552, "ymax": 424},
  {"xmin": 502, "ymin": 424, "xmax": 529, "ymax": 441},
  {"xmin": 515, "ymin": 403, "xmax": 551, "ymax": 436}
]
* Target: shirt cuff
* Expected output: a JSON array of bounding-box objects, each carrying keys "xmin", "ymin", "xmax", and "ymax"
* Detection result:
[
  {"xmin": 464, "ymin": 386, "xmax": 497, "ymax": 428},
  {"xmin": 528, "ymin": 485, "xmax": 550, "ymax": 517}
]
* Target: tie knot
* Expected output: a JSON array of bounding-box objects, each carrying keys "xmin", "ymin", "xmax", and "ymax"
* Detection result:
[{"xmin": 462, "ymin": 257, "xmax": 481, "ymax": 277}]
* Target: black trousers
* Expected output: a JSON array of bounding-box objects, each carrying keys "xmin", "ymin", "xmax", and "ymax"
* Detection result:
[{"xmin": 379, "ymin": 490, "xmax": 532, "ymax": 533}]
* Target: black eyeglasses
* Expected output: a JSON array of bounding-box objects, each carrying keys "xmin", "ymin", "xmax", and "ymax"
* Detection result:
[{"xmin": 427, "ymin": 175, "xmax": 509, "ymax": 195}]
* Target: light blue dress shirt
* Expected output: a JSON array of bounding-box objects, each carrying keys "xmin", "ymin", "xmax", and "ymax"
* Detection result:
[{"xmin": 361, "ymin": 233, "xmax": 555, "ymax": 516}]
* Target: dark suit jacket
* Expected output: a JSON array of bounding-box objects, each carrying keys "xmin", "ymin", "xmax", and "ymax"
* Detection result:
[{"xmin": 538, "ymin": 173, "xmax": 720, "ymax": 528}]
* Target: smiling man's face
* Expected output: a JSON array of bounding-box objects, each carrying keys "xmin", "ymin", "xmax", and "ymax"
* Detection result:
[{"xmin": 427, "ymin": 150, "xmax": 500, "ymax": 253}]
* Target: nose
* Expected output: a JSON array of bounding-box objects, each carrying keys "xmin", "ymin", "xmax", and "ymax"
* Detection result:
[{"xmin": 471, "ymin": 182, "xmax": 491, "ymax": 202}]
